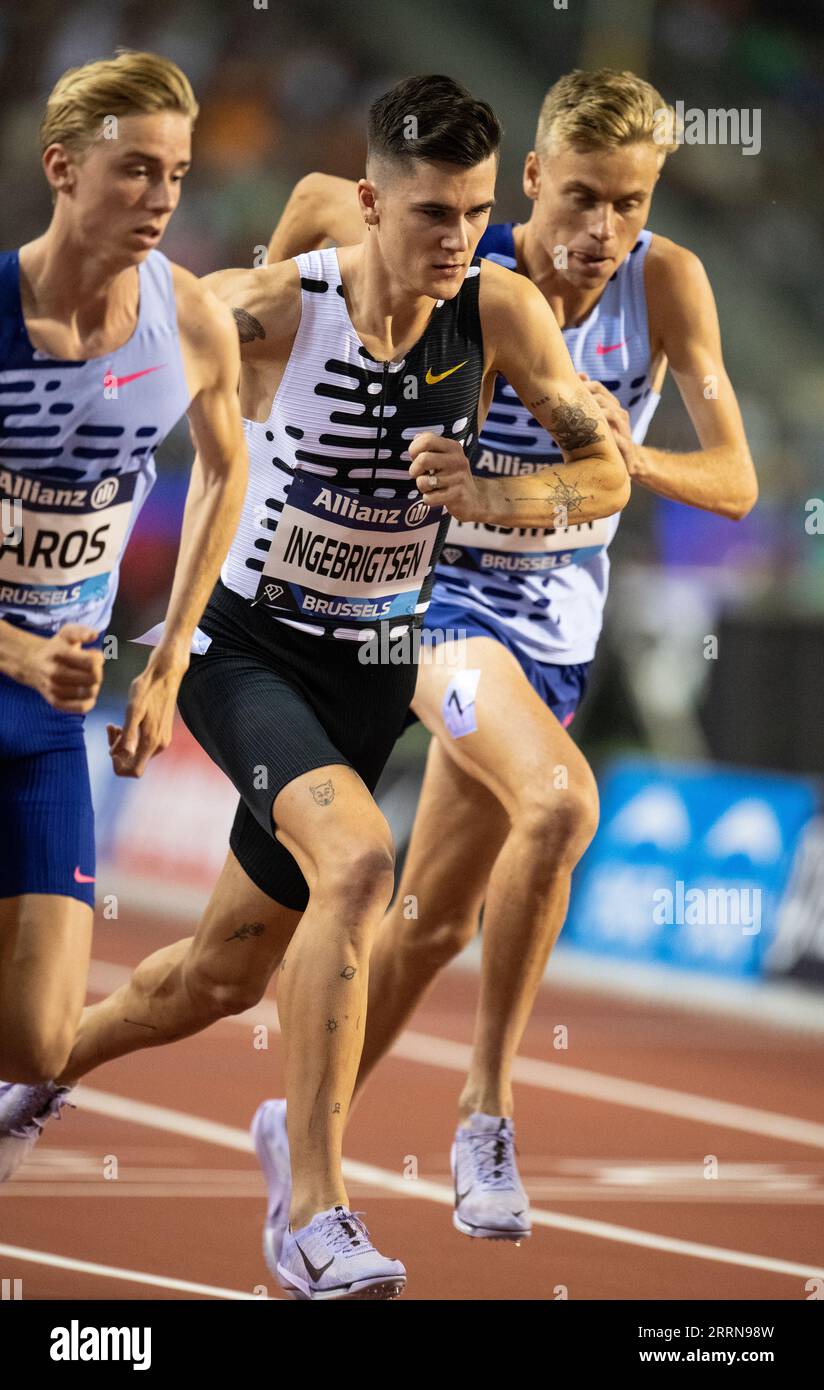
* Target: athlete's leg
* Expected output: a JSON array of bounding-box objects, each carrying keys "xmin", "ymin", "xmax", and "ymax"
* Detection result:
[
  {"xmin": 271, "ymin": 763, "xmax": 395, "ymax": 1230},
  {"xmin": 410, "ymin": 637, "xmax": 599, "ymax": 1121},
  {"xmin": 56, "ymin": 850, "xmax": 300, "ymax": 1086},
  {"xmin": 352, "ymin": 736, "xmax": 508, "ymax": 1097},
  {"xmin": 0, "ymin": 896, "xmax": 93, "ymax": 1083}
]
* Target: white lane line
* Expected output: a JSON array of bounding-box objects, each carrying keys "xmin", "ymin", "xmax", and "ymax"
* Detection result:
[
  {"xmin": 0, "ymin": 1243, "xmax": 267, "ymax": 1300},
  {"xmin": 73, "ymin": 1087, "xmax": 824, "ymax": 1281},
  {"xmin": 84, "ymin": 960, "xmax": 824, "ymax": 1151}
]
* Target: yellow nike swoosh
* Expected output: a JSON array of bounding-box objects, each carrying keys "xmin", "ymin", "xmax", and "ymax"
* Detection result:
[{"xmin": 425, "ymin": 360, "xmax": 468, "ymax": 385}]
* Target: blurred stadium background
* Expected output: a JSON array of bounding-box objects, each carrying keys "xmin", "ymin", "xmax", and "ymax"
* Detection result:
[{"xmin": 3, "ymin": 0, "xmax": 824, "ymax": 1004}]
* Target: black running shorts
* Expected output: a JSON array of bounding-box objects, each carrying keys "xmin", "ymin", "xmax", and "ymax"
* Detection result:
[{"xmin": 176, "ymin": 581, "xmax": 417, "ymax": 910}]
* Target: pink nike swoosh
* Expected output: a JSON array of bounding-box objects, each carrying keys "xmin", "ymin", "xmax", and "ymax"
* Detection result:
[
  {"xmin": 103, "ymin": 365, "xmax": 166, "ymax": 388},
  {"xmin": 595, "ymin": 341, "xmax": 626, "ymax": 355},
  {"xmin": 73, "ymin": 866, "xmax": 96, "ymax": 884}
]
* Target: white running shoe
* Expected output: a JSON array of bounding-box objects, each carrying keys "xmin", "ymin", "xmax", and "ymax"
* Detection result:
[
  {"xmin": 278, "ymin": 1204, "xmax": 406, "ymax": 1301},
  {"xmin": 250, "ymin": 1098, "xmax": 292, "ymax": 1277},
  {"xmin": 451, "ymin": 1112, "xmax": 531, "ymax": 1242},
  {"xmin": 0, "ymin": 1081, "xmax": 75, "ymax": 1182}
]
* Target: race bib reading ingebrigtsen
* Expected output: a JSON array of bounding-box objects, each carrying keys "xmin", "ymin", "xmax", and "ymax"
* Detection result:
[{"xmin": 255, "ymin": 473, "xmax": 442, "ymax": 624}]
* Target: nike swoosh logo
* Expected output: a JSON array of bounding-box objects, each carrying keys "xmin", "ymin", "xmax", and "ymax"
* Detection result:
[
  {"xmin": 426, "ymin": 360, "xmax": 468, "ymax": 385},
  {"xmin": 73, "ymin": 866, "xmax": 95, "ymax": 884},
  {"xmin": 455, "ymin": 1188, "xmax": 472, "ymax": 1206},
  {"xmin": 295, "ymin": 1241, "xmax": 334, "ymax": 1282},
  {"xmin": 103, "ymin": 365, "xmax": 166, "ymax": 388},
  {"xmin": 595, "ymin": 341, "xmax": 625, "ymax": 355}
]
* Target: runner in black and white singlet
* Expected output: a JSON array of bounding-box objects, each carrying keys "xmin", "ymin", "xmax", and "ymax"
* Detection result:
[
  {"xmin": 0, "ymin": 53, "xmax": 246, "ymax": 1112},
  {"xmin": 260, "ymin": 69, "xmax": 758, "ymax": 1247},
  {"xmin": 29, "ymin": 75, "xmax": 628, "ymax": 1301}
]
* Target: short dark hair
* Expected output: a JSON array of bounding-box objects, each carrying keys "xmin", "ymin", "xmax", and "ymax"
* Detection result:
[{"xmin": 367, "ymin": 74, "xmax": 501, "ymax": 170}]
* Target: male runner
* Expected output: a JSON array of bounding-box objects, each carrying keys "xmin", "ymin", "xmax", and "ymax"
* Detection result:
[
  {"xmin": 0, "ymin": 75, "xmax": 629, "ymax": 1300},
  {"xmin": 0, "ymin": 52, "xmax": 246, "ymax": 1092},
  {"xmin": 251, "ymin": 68, "xmax": 758, "ymax": 1245}
]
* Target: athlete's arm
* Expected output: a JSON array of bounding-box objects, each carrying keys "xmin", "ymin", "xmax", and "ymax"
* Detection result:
[
  {"xmin": 267, "ymin": 173, "xmax": 365, "ymax": 263},
  {"xmin": 467, "ymin": 261, "xmax": 630, "ymax": 527},
  {"xmin": 605, "ymin": 238, "xmax": 756, "ymax": 518},
  {"xmin": 107, "ymin": 278, "xmax": 248, "ymax": 777},
  {"xmin": 0, "ymin": 618, "xmax": 103, "ymax": 712}
]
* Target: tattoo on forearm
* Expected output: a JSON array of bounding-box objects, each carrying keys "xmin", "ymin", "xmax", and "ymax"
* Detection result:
[
  {"xmin": 310, "ymin": 778, "xmax": 335, "ymax": 805},
  {"xmin": 340, "ymin": 965, "xmax": 356, "ymax": 980},
  {"xmin": 232, "ymin": 307, "xmax": 265, "ymax": 343},
  {"xmin": 123, "ymin": 1018, "xmax": 158, "ymax": 1030},
  {"xmin": 225, "ymin": 921, "xmax": 266, "ymax": 942},
  {"xmin": 326, "ymin": 1018, "xmax": 338, "ymax": 1032},
  {"xmin": 508, "ymin": 471, "xmax": 587, "ymax": 519}
]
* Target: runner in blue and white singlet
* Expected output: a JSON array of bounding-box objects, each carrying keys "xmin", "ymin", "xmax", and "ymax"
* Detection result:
[
  {"xmin": 428, "ymin": 222, "xmax": 660, "ymax": 686},
  {"xmin": 0, "ymin": 249, "xmax": 190, "ymax": 640}
]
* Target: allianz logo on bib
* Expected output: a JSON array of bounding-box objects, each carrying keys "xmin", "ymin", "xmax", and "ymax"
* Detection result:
[
  {"xmin": 311, "ymin": 490, "xmax": 430, "ymax": 529},
  {"xmin": 0, "ymin": 470, "xmax": 119, "ymax": 510}
]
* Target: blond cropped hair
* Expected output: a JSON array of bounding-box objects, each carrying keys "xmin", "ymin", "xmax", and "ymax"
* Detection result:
[
  {"xmin": 535, "ymin": 68, "xmax": 678, "ymax": 158},
  {"xmin": 40, "ymin": 49, "xmax": 198, "ymax": 155}
]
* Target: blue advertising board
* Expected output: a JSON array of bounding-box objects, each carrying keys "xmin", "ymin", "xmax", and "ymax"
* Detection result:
[{"xmin": 564, "ymin": 759, "xmax": 819, "ymax": 978}]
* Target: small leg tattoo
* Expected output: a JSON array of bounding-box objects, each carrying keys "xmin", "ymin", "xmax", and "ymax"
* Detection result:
[
  {"xmin": 339, "ymin": 965, "xmax": 356, "ymax": 980},
  {"xmin": 310, "ymin": 778, "xmax": 335, "ymax": 805},
  {"xmin": 224, "ymin": 921, "xmax": 266, "ymax": 942},
  {"xmin": 332, "ymin": 1103, "xmax": 341, "ymax": 1114},
  {"xmin": 326, "ymin": 1018, "xmax": 338, "ymax": 1032}
]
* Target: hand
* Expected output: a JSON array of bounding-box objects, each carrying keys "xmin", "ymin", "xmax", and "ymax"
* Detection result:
[
  {"xmin": 578, "ymin": 373, "xmax": 638, "ymax": 474},
  {"xmin": 107, "ymin": 655, "xmax": 186, "ymax": 778},
  {"xmin": 20, "ymin": 623, "xmax": 104, "ymax": 713},
  {"xmin": 408, "ymin": 433, "xmax": 483, "ymax": 522}
]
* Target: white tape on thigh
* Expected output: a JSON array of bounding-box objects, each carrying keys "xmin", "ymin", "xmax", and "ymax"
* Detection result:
[{"xmin": 442, "ymin": 668, "xmax": 481, "ymax": 738}]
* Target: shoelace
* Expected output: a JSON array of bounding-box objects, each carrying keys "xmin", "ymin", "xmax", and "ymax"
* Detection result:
[
  {"xmin": 319, "ymin": 1208, "xmax": 377, "ymax": 1258},
  {"xmin": 9, "ymin": 1086, "xmax": 74, "ymax": 1140},
  {"xmin": 465, "ymin": 1127, "xmax": 520, "ymax": 1191}
]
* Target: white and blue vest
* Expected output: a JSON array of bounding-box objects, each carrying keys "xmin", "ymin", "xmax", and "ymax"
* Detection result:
[
  {"xmin": 0, "ymin": 249, "xmax": 190, "ymax": 636},
  {"xmin": 432, "ymin": 224, "xmax": 661, "ymax": 664}
]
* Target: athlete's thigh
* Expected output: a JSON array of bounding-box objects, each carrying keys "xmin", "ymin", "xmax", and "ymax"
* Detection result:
[
  {"xmin": 184, "ymin": 848, "xmax": 301, "ymax": 990},
  {"xmin": 0, "ymin": 893, "xmax": 93, "ymax": 1041},
  {"xmin": 412, "ymin": 636, "xmax": 593, "ymax": 816}
]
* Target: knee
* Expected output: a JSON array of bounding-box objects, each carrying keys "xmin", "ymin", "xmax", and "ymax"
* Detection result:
[
  {"xmin": 315, "ymin": 838, "xmax": 396, "ymax": 916},
  {"xmin": 513, "ymin": 773, "xmax": 600, "ymax": 867},
  {"xmin": 409, "ymin": 909, "xmax": 479, "ymax": 966},
  {"xmin": 182, "ymin": 960, "xmax": 266, "ymax": 1020},
  {"xmin": 0, "ymin": 1026, "xmax": 75, "ymax": 1085}
]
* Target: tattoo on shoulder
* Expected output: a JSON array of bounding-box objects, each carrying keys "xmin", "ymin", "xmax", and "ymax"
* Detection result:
[
  {"xmin": 310, "ymin": 778, "xmax": 335, "ymax": 806},
  {"xmin": 545, "ymin": 397, "xmax": 603, "ymax": 451},
  {"xmin": 232, "ymin": 306, "xmax": 266, "ymax": 343}
]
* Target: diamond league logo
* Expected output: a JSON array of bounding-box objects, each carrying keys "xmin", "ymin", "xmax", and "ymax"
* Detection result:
[
  {"xmin": 442, "ymin": 547, "xmax": 462, "ymax": 564},
  {"xmin": 263, "ymin": 583, "xmax": 284, "ymax": 602}
]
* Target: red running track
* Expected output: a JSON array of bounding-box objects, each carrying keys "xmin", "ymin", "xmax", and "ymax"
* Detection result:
[{"xmin": 2, "ymin": 903, "xmax": 823, "ymax": 1301}]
